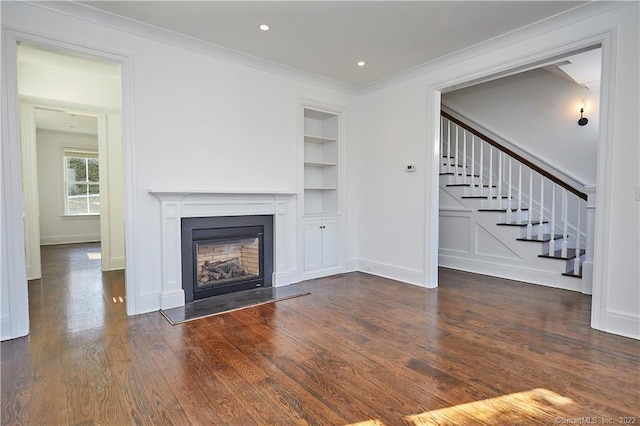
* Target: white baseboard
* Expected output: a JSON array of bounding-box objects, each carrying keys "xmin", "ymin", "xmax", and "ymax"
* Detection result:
[
  {"xmin": 40, "ymin": 234, "xmax": 100, "ymax": 245},
  {"xmin": 136, "ymin": 292, "xmax": 161, "ymax": 315},
  {"xmin": 357, "ymin": 259, "xmax": 425, "ymax": 287},
  {"xmin": 273, "ymin": 269, "xmax": 299, "ymax": 287},
  {"xmin": 108, "ymin": 256, "xmax": 125, "ymax": 271},
  {"xmin": 161, "ymin": 289, "xmax": 185, "ymax": 310},
  {"xmin": 605, "ymin": 310, "xmax": 640, "ymax": 340},
  {"xmin": 303, "ymin": 266, "xmax": 343, "ymax": 281},
  {"xmin": 1, "ymin": 316, "xmax": 13, "ymax": 341},
  {"xmin": 345, "ymin": 258, "xmax": 359, "ymax": 273},
  {"xmin": 439, "ymin": 254, "xmax": 581, "ymax": 292}
]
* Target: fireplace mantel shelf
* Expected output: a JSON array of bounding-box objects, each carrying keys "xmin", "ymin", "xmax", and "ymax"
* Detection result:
[
  {"xmin": 149, "ymin": 189, "xmax": 297, "ymax": 198},
  {"xmin": 151, "ymin": 189, "xmax": 298, "ymax": 310}
]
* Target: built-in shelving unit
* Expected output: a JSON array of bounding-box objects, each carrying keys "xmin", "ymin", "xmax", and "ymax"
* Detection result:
[
  {"xmin": 303, "ymin": 108, "xmax": 339, "ymax": 216},
  {"xmin": 301, "ymin": 103, "xmax": 343, "ymax": 281}
]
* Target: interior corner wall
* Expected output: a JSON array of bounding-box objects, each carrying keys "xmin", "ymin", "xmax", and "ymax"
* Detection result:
[
  {"xmin": 36, "ymin": 129, "xmax": 101, "ymax": 245},
  {"xmin": 355, "ymin": 2, "xmax": 639, "ymax": 339},
  {"xmin": 1, "ymin": 1, "xmax": 353, "ymax": 326}
]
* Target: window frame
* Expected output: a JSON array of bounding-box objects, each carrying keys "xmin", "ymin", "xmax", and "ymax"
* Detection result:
[{"xmin": 63, "ymin": 148, "xmax": 100, "ymax": 216}]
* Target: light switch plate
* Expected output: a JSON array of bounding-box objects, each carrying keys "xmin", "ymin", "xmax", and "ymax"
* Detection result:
[{"xmin": 406, "ymin": 164, "xmax": 416, "ymax": 172}]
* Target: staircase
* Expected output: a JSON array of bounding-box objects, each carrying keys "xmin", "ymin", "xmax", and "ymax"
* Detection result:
[{"xmin": 438, "ymin": 110, "xmax": 589, "ymax": 292}]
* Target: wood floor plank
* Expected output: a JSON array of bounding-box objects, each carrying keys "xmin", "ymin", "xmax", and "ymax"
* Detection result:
[{"xmin": 2, "ymin": 243, "xmax": 639, "ymax": 425}]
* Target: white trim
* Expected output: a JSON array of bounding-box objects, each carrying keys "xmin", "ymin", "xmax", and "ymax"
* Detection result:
[
  {"xmin": 1, "ymin": 33, "xmax": 30, "ymax": 340},
  {"xmin": 359, "ymin": 2, "xmax": 627, "ymax": 95},
  {"xmin": 604, "ymin": 310, "xmax": 640, "ymax": 340},
  {"xmin": 438, "ymin": 257, "xmax": 581, "ymax": 293},
  {"xmin": 590, "ymin": 29, "xmax": 616, "ymax": 332},
  {"xmin": 40, "ymin": 234, "xmax": 100, "ymax": 245},
  {"xmin": 357, "ymin": 259, "xmax": 425, "ymax": 288},
  {"xmin": 149, "ymin": 191, "xmax": 297, "ymax": 312},
  {"xmin": 1, "ymin": 29, "xmax": 136, "ymax": 341},
  {"xmin": 425, "ymin": 16, "xmax": 627, "ymax": 336}
]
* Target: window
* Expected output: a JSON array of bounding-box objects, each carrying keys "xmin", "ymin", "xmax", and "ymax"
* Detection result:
[{"xmin": 64, "ymin": 149, "xmax": 99, "ymax": 215}]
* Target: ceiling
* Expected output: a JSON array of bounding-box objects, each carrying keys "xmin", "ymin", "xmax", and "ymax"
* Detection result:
[
  {"xmin": 35, "ymin": 108, "xmax": 98, "ymax": 135},
  {"xmin": 80, "ymin": 1, "xmax": 590, "ymax": 88}
]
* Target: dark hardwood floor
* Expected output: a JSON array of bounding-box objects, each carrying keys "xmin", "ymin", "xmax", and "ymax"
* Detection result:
[{"xmin": 2, "ymin": 243, "xmax": 639, "ymax": 425}]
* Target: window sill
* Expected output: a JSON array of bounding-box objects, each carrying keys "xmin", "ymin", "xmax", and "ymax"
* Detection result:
[{"xmin": 61, "ymin": 214, "xmax": 100, "ymax": 220}]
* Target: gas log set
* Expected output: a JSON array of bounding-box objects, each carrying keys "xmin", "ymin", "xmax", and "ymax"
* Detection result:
[{"xmin": 199, "ymin": 258, "xmax": 251, "ymax": 285}]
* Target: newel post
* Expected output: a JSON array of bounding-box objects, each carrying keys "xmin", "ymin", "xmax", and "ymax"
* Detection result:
[{"xmin": 581, "ymin": 186, "xmax": 596, "ymax": 295}]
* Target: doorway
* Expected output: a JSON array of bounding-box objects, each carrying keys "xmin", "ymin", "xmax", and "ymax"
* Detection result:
[
  {"xmin": 436, "ymin": 46, "xmax": 601, "ymax": 292},
  {"xmin": 16, "ymin": 42, "xmax": 126, "ymax": 332}
]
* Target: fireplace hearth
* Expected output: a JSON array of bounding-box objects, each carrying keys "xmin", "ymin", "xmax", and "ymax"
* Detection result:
[{"xmin": 181, "ymin": 215, "xmax": 273, "ymax": 302}]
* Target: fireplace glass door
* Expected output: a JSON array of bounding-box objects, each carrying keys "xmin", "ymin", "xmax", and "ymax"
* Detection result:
[{"xmin": 196, "ymin": 237, "xmax": 260, "ymax": 288}]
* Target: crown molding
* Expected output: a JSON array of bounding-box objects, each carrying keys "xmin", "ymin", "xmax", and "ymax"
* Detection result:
[
  {"xmin": 15, "ymin": 1, "xmax": 632, "ymax": 98},
  {"xmin": 25, "ymin": 1, "xmax": 358, "ymax": 96},
  {"xmin": 355, "ymin": 1, "xmax": 631, "ymax": 96}
]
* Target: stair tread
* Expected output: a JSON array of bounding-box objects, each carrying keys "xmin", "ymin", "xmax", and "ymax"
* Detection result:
[
  {"xmin": 440, "ymin": 172, "xmax": 481, "ymax": 177},
  {"xmin": 539, "ymin": 248, "xmax": 586, "ymax": 261},
  {"xmin": 497, "ymin": 221, "xmax": 547, "ymax": 226},
  {"xmin": 562, "ymin": 270, "xmax": 583, "ymax": 278},
  {"xmin": 516, "ymin": 234, "xmax": 563, "ymax": 243},
  {"xmin": 447, "ymin": 183, "xmax": 497, "ymax": 188},
  {"xmin": 478, "ymin": 208, "xmax": 529, "ymax": 212}
]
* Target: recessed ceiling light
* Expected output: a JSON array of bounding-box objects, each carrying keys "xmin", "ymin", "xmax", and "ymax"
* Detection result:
[
  {"xmin": 357, "ymin": 61, "xmax": 366, "ymax": 67},
  {"xmin": 259, "ymin": 24, "xmax": 270, "ymax": 31}
]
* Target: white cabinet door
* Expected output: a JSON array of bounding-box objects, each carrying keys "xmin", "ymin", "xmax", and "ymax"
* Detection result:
[
  {"xmin": 304, "ymin": 219, "xmax": 323, "ymax": 271},
  {"xmin": 320, "ymin": 218, "xmax": 338, "ymax": 268},
  {"xmin": 304, "ymin": 218, "xmax": 339, "ymax": 272}
]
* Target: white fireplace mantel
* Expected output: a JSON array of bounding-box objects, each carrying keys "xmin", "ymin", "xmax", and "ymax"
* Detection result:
[{"xmin": 149, "ymin": 190, "xmax": 298, "ymax": 309}]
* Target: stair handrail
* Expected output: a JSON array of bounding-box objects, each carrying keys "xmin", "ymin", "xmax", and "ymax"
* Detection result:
[{"xmin": 441, "ymin": 110, "xmax": 587, "ymax": 201}]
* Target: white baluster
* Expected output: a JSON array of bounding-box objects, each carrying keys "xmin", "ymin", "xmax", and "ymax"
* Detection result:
[
  {"xmin": 517, "ymin": 163, "xmax": 523, "ymax": 222},
  {"xmin": 462, "ymin": 130, "xmax": 467, "ymax": 185},
  {"xmin": 561, "ymin": 189, "xmax": 568, "ymax": 258},
  {"xmin": 497, "ymin": 152, "xmax": 503, "ymax": 211},
  {"xmin": 538, "ymin": 176, "xmax": 545, "ymax": 240},
  {"xmin": 479, "ymin": 140, "xmax": 484, "ymax": 196},
  {"xmin": 574, "ymin": 199, "xmax": 582, "ymax": 274},
  {"xmin": 548, "ymin": 184, "xmax": 556, "ymax": 255},
  {"xmin": 447, "ymin": 120, "xmax": 451, "ymax": 174},
  {"xmin": 454, "ymin": 125, "xmax": 459, "ymax": 183},
  {"xmin": 488, "ymin": 146, "xmax": 493, "ymax": 208},
  {"xmin": 440, "ymin": 116, "xmax": 444, "ymax": 174},
  {"xmin": 470, "ymin": 135, "xmax": 475, "ymax": 190},
  {"xmin": 506, "ymin": 157, "xmax": 513, "ymax": 223},
  {"xmin": 526, "ymin": 168, "xmax": 533, "ymax": 239}
]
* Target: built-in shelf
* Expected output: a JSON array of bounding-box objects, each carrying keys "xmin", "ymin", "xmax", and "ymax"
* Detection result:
[
  {"xmin": 303, "ymin": 107, "xmax": 339, "ymax": 216},
  {"xmin": 304, "ymin": 135, "xmax": 337, "ymax": 144},
  {"xmin": 304, "ymin": 187, "xmax": 337, "ymax": 191},
  {"xmin": 304, "ymin": 161, "xmax": 337, "ymax": 167}
]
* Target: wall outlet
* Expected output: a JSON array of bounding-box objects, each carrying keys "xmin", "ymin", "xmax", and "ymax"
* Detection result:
[{"xmin": 405, "ymin": 164, "xmax": 416, "ymax": 172}]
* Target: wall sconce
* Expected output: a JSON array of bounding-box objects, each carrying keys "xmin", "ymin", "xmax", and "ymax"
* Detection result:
[{"xmin": 578, "ymin": 107, "xmax": 588, "ymax": 126}]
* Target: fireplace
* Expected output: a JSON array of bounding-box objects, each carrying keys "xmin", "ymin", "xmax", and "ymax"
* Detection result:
[{"xmin": 181, "ymin": 215, "xmax": 273, "ymax": 302}]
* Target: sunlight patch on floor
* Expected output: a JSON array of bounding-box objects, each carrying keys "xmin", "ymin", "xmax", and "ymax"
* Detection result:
[
  {"xmin": 405, "ymin": 388, "xmax": 574, "ymax": 425},
  {"xmin": 87, "ymin": 252, "xmax": 101, "ymax": 260},
  {"xmin": 345, "ymin": 420, "xmax": 386, "ymax": 426}
]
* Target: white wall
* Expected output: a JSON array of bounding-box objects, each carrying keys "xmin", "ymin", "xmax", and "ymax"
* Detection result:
[
  {"xmin": 36, "ymin": 129, "xmax": 101, "ymax": 245},
  {"xmin": 353, "ymin": 79, "xmax": 429, "ymax": 285},
  {"xmin": 1, "ymin": 1, "xmax": 637, "ymax": 341},
  {"xmin": 1, "ymin": 1, "xmax": 353, "ymax": 331},
  {"xmin": 356, "ymin": 2, "xmax": 639, "ymax": 339},
  {"xmin": 442, "ymin": 68, "xmax": 600, "ymax": 185}
]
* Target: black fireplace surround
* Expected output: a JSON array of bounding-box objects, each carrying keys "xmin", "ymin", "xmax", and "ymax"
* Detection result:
[{"xmin": 181, "ymin": 215, "xmax": 273, "ymax": 302}]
